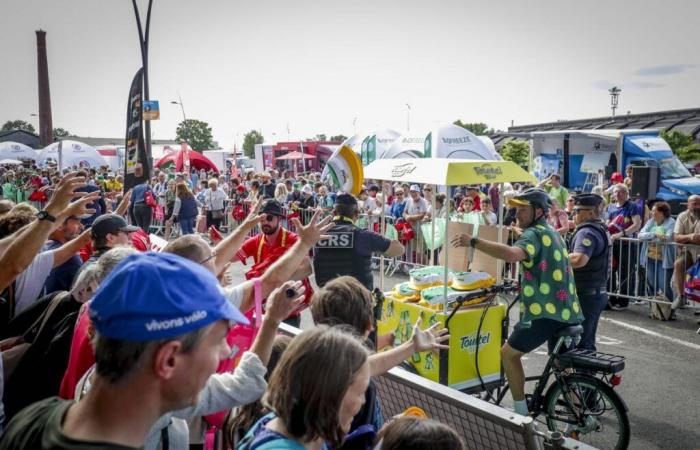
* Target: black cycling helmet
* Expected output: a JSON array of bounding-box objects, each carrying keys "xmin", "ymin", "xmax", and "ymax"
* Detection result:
[{"xmin": 507, "ymin": 188, "xmax": 551, "ymax": 215}]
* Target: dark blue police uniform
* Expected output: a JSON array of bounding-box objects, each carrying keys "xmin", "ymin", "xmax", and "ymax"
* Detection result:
[
  {"xmin": 313, "ymin": 194, "xmax": 391, "ymax": 291},
  {"xmin": 569, "ymin": 194, "xmax": 612, "ymax": 351}
]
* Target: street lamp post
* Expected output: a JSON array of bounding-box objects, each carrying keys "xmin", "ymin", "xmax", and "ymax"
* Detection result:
[
  {"xmin": 171, "ymin": 95, "xmax": 189, "ymax": 145},
  {"xmin": 609, "ymin": 86, "xmax": 622, "ymax": 119},
  {"xmin": 406, "ymin": 103, "xmax": 411, "ymax": 132},
  {"xmin": 353, "ymin": 117, "xmax": 357, "ymax": 135}
]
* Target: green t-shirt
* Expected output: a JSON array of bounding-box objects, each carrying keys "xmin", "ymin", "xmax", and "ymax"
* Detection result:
[
  {"xmin": 2, "ymin": 182, "xmax": 17, "ymax": 202},
  {"xmin": 514, "ymin": 219, "xmax": 583, "ymax": 325},
  {"xmin": 0, "ymin": 397, "xmax": 138, "ymax": 450},
  {"xmin": 546, "ymin": 185, "xmax": 569, "ymax": 210}
]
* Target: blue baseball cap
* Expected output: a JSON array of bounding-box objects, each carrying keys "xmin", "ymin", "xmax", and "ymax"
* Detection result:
[{"xmin": 89, "ymin": 252, "xmax": 249, "ymax": 341}]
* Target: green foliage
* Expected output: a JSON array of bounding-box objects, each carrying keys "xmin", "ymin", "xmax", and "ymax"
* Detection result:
[
  {"xmin": 242, "ymin": 130, "xmax": 264, "ymax": 158},
  {"xmin": 499, "ymin": 140, "xmax": 530, "ymax": 168},
  {"xmin": 53, "ymin": 128, "xmax": 71, "ymax": 138},
  {"xmin": 175, "ymin": 119, "xmax": 214, "ymax": 152},
  {"xmin": 329, "ymin": 134, "xmax": 348, "ymax": 142},
  {"xmin": 660, "ymin": 129, "xmax": 700, "ymax": 162},
  {"xmin": 452, "ymin": 120, "xmax": 494, "ymax": 135},
  {"xmin": 2, "ymin": 120, "xmax": 35, "ymax": 133}
]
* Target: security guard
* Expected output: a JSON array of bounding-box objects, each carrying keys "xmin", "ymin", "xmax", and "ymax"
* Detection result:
[
  {"xmin": 568, "ymin": 193, "xmax": 612, "ymax": 351},
  {"xmin": 313, "ymin": 193, "xmax": 405, "ymax": 291}
]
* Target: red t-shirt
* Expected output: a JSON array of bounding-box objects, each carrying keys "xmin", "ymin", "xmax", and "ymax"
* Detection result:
[
  {"xmin": 236, "ymin": 229, "xmax": 299, "ymax": 266},
  {"xmin": 59, "ymin": 303, "xmax": 94, "ymax": 399}
]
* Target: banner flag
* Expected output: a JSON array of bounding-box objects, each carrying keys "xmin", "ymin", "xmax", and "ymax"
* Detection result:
[{"xmin": 124, "ymin": 68, "xmax": 150, "ymax": 191}]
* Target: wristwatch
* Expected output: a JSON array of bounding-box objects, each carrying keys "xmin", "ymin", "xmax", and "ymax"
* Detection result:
[
  {"xmin": 470, "ymin": 237, "xmax": 479, "ymax": 248},
  {"xmin": 37, "ymin": 211, "xmax": 56, "ymax": 223}
]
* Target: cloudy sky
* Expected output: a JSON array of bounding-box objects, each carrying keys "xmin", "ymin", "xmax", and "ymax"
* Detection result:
[{"xmin": 1, "ymin": 0, "xmax": 698, "ymax": 148}]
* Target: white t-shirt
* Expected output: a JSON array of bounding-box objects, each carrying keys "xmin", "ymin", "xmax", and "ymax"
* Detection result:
[
  {"xmin": 14, "ymin": 251, "xmax": 55, "ymax": 316},
  {"xmin": 405, "ymin": 196, "xmax": 428, "ymax": 220}
]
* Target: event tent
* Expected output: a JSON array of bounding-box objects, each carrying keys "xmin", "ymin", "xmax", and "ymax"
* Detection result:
[
  {"xmin": 39, "ymin": 140, "xmax": 108, "ymax": 169},
  {"xmin": 381, "ymin": 134, "xmax": 426, "ymax": 159},
  {"xmin": 155, "ymin": 146, "xmax": 219, "ymax": 173},
  {"xmin": 0, "ymin": 142, "xmax": 40, "ymax": 161},
  {"xmin": 425, "ymin": 124, "xmax": 502, "ymax": 160}
]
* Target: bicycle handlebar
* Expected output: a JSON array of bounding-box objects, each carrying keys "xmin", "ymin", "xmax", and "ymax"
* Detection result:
[{"xmin": 451, "ymin": 281, "xmax": 520, "ymax": 304}]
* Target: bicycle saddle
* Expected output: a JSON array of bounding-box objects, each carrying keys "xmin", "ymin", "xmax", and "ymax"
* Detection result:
[{"xmin": 554, "ymin": 324, "xmax": 584, "ymax": 338}]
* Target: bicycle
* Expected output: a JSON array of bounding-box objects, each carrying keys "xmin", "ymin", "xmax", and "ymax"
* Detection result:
[{"xmin": 446, "ymin": 283, "xmax": 630, "ymax": 450}]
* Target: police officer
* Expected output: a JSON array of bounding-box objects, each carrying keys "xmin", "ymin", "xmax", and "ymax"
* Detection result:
[
  {"xmin": 313, "ymin": 193, "xmax": 405, "ymax": 291},
  {"xmin": 568, "ymin": 193, "xmax": 612, "ymax": 351}
]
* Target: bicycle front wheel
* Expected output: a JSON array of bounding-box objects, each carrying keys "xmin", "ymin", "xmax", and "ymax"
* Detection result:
[{"xmin": 543, "ymin": 375, "xmax": 630, "ymax": 450}]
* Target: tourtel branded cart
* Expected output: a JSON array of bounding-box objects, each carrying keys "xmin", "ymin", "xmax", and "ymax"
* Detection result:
[{"xmin": 364, "ymin": 158, "xmax": 535, "ymax": 392}]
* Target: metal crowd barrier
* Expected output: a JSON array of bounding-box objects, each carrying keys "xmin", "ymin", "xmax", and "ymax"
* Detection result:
[
  {"xmin": 610, "ymin": 237, "xmax": 700, "ymax": 310},
  {"xmin": 277, "ymin": 322, "xmax": 596, "ymax": 450}
]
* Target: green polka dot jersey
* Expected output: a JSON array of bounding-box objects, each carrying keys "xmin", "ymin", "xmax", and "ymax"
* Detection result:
[{"xmin": 516, "ymin": 219, "xmax": 583, "ymax": 325}]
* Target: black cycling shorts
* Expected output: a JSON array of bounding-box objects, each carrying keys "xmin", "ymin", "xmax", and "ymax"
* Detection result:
[{"xmin": 507, "ymin": 318, "xmax": 571, "ymax": 354}]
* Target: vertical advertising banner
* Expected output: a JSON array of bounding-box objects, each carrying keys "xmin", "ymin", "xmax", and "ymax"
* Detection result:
[{"xmin": 123, "ymin": 68, "xmax": 150, "ymax": 191}]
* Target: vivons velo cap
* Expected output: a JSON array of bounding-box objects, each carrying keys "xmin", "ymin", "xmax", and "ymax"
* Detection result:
[{"xmin": 89, "ymin": 252, "xmax": 249, "ymax": 341}]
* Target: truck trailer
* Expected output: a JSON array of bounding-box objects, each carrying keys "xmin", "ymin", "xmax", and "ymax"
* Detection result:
[{"xmin": 530, "ymin": 129, "xmax": 700, "ymax": 211}]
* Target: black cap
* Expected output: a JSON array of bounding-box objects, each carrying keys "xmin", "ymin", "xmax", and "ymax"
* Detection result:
[
  {"xmin": 335, "ymin": 193, "xmax": 358, "ymax": 207},
  {"xmin": 91, "ymin": 214, "xmax": 140, "ymax": 239},
  {"xmin": 573, "ymin": 193, "xmax": 603, "ymax": 209},
  {"xmin": 508, "ymin": 188, "xmax": 551, "ymax": 212},
  {"xmin": 368, "ymin": 185, "xmax": 379, "ymax": 192},
  {"xmin": 260, "ymin": 199, "xmax": 285, "ymax": 217}
]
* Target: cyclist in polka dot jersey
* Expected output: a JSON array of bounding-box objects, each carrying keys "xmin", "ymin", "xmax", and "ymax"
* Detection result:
[{"xmin": 451, "ymin": 188, "xmax": 583, "ymax": 416}]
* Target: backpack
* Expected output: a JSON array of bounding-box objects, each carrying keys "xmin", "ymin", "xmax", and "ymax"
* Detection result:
[
  {"xmin": 1, "ymin": 291, "xmax": 67, "ymax": 380},
  {"xmin": 683, "ymin": 258, "xmax": 700, "ymax": 304},
  {"xmin": 236, "ymin": 413, "xmax": 309, "ymax": 450},
  {"xmin": 0, "ymin": 282, "xmax": 16, "ymax": 332}
]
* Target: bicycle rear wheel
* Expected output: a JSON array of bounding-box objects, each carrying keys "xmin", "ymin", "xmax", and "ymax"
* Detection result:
[{"xmin": 543, "ymin": 375, "xmax": 630, "ymax": 450}]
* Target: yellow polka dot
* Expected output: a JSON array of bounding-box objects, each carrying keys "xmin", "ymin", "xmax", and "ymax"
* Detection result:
[
  {"xmin": 526, "ymin": 244, "xmax": 536, "ymax": 255},
  {"xmin": 545, "ymin": 303, "xmax": 556, "ymax": 314},
  {"xmin": 540, "ymin": 283, "xmax": 551, "ymax": 295},
  {"xmin": 553, "ymin": 269, "xmax": 563, "ymax": 281},
  {"xmin": 536, "ymin": 225, "xmax": 545, "ymax": 230},
  {"xmin": 568, "ymin": 283, "xmax": 575, "ymax": 294},
  {"xmin": 572, "ymin": 301, "xmax": 580, "ymax": 314},
  {"xmin": 554, "ymin": 250, "xmax": 562, "ymax": 261},
  {"xmin": 523, "ymin": 260, "xmax": 534, "ymax": 268},
  {"xmin": 542, "ymin": 235, "xmax": 552, "ymax": 247},
  {"xmin": 562, "ymin": 308, "xmax": 571, "ymax": 321},
  {"xmin": 529, "ymin": 303, "xmax": 542, "ymax": 315},
  {"xmin": 563, "ymin": 248, "xmax": 569, "ymax": 257},
  {"xmin": 523, "ymin": 285, "xmax": 535, "ymax": 297}
]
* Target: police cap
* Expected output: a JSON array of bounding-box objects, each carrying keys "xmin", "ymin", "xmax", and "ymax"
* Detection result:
[
  {"xmin": 335, "ymin": 193, "xmax": 358, "ymax": 207},
  {"xmin": 573, "ymin": 193, "xmax": 603, "ymax": 209}
]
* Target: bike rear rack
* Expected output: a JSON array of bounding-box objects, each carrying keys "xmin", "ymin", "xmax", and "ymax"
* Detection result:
[{"xmin": 556, "ymin": 349, "xmax": 626, "ymax": 374}]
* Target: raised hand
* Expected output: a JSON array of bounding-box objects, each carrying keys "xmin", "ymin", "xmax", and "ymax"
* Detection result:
[
  {"xmin": 265, "ymin": 280, "xmax": 305, "ymax": 324},
  {"xmin": 411, "ymin": 317, "xmax": 449, "ymax": 353},
  {"xmin": 241, "ymin": 196, "xmax": 264, "ymax": 230},
  {"xmin": 45, "ymin": 172, "xmax": 87, "ymax": 215},
  {"xmin": 60, "ymin": 191, "xmax": 100, "ymax": 220},
  {"xmin": 292, "ymin": 209, "xmax": 335, "ymax": 246},
  {"xmin": 450, "ymin": 233, "xmax": 472, "ymax": 248}
]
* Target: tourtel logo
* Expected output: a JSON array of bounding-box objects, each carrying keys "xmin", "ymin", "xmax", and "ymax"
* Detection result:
[
  {"xmin": 145, "ymin": 310, "xmax": 208, "ymax": 332},
  {"xmin": 442, "ymin": 136, "xmax": 471, "ymax": 144},
  {"xmin": 391, "ymin": 162, "xmax": 417, "ymax": 177},
  {"xmin": 473, "ymin": 165, "xmax": 503, "ymax": 180},
  {"xmin": 460, "ymin": 332, "xmax": 491, "ymax": 353}
]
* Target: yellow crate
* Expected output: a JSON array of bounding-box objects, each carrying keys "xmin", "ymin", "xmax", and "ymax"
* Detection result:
[{"xmin": 378, "ymin": 293, "xmax": 506, "ymax": 391}]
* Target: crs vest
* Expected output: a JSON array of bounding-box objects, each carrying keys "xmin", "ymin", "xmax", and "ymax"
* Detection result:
[
  {"xmin": 179, "ymin": 196, "xmax": 198, "ymax": 219},
  {"xmin": 313, "ymin": 221, "xmax": 373, "ymax": 290},
  {"xmin": 570, "ymin": 219, "xmax": 612, "ymax": 290}
]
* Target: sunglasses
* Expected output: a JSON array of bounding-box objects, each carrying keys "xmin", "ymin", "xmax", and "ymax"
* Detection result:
[
  {"xmin": 198, "ymin": 251, "xmax": 217, "ymax": 265},
  {"xmin": 423, "ymin": 188, "xmax": 432, "ymax": 192},
  {"xmin": 396, "ymin": 193, "xmax": 404, "ymax": 196},
  {"xmin": 262, "ymin": 214, "xmax": 278, "ymax": 222}
]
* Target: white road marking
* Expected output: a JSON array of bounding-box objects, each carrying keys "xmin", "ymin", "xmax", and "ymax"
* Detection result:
[
  {"xmin": 601, "ymin": 317, "xmax": 700, "ymax": 352},
  {"xmin": 596, "ymin": 335, "xmax": 623, "ymax": 346}
]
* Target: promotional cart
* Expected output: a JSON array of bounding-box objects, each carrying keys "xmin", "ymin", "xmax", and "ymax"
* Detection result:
[{"xmin": 364, "ymin": 158, "xmax": 535, "ymax": 392}]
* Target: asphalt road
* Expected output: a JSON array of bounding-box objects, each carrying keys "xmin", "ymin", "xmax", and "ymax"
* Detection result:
[{"xmin": 226, "ymin": 261, "xmax": 700, "ymax": 450}]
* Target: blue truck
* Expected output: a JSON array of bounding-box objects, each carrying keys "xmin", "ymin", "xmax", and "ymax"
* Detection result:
[{"xmin": 530, "ymin": 129, "xmax": 699, "ymax": 211}]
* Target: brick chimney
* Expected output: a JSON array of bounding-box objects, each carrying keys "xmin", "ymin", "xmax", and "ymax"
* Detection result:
[{"xmin": 36, "ymin": 30, "xmax": 53, "ymax": 146}]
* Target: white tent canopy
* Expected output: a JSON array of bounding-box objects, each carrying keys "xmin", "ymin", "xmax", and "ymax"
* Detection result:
[
  {"xmin": 360, "ymin": 129, "xmax": 401, "ymax": 163},
  {"xmin": 426, "ymin": 124, "xmax": 502, "ymax": 160},
  {"xmin": 382, "ymin": 134, "xmax": 426, "ymax": 159},
  {"xmin": 0, "ymin": 142, "xmax": 40, "ymax": 161},
  {"xmin": 39, "ymin": 140, "xmax": 108, "ymax": 169}
]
